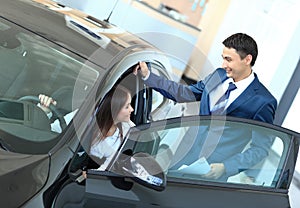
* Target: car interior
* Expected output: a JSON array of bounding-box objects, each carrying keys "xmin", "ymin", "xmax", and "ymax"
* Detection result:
[
  {"xmin": 49, "ymin": 66, "xmax": 161, "ymax": 207},
  {"xmin": 0, "ymin": 16, "xmax": 169, "ymax": 157},
  {"xmin": 0, "ymin": 15, "xmax": 171, "ymax": 155},
  {"xmin": 66, "ymin": 65, "xmax": 156, "ymax": 168},
  {"xmin": 0, "ymin": 18, "xmax": 99, "ymax": 154}
]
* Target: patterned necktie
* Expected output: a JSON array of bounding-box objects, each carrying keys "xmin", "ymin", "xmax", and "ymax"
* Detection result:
[{"xmin": 211, "ymin": 82, "xmax": 237, "ymax": 114}]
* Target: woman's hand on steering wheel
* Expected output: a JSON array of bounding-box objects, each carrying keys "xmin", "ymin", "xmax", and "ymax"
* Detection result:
[
  {"xmin": 38, "ymin": 94, "xmax": 57, "ymax": 114},
  {"xmin": 18, "ymin": 95, "xmax": 67, "ymax": 130}
]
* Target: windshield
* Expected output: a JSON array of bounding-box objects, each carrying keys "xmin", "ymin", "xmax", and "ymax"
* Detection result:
[{"xmin": 0, "ymin": 18, "xmax": 99, "ymax": 154}]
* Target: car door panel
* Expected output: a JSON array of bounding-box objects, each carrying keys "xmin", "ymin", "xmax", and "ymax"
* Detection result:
[
  {"xmin": 85, "ymin": 173, "xmax": 290, "ymax": 208},
  {"xmin": 86, "ymin": 116, "xmax": 299, "ymax": 208}
]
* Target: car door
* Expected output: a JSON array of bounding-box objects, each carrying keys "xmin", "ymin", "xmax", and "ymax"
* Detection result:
[{"xmin": 85, "ymin": 116, "xmax": 299, "ymax": 208}]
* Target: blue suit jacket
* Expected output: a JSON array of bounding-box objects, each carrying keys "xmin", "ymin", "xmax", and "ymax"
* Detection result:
[
  {"xmin": 146, "ymin": 68, "xmax": 277, "ymax": 123},
  {"xmin": 145, "ymin": 68, "xmax": 277, "ymax": 179}
]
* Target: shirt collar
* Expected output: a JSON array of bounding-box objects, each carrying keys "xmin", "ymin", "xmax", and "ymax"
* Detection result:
[{"xmin": 225, "ymin": 71, "xmax": 255, "ymax": 89}]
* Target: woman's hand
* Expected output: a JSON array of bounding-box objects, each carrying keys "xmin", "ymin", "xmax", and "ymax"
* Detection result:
[{"xmin": 38, "ymin": 94, "xmax": 57, "ymax": 113}]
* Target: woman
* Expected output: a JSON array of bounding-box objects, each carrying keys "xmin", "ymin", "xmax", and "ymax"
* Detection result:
[{"xmin": 89, "ymin": 85, "xmax": 135, "ymax": 171}]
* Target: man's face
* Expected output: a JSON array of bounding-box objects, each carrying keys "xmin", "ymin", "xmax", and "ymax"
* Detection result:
[{"xmin": 221, "ymin": 47, "xmax": 252, "ymax": 82}]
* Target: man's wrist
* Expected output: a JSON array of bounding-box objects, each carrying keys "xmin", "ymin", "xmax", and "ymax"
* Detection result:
[{"xmin": 142, "ymin": 71, "xmax": 150, "ymax": 80}]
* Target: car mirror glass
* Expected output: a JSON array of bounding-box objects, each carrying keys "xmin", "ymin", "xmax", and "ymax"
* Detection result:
[{"xmin": 114, "ymin": 152, "xmax": 166, "ymax": 191}]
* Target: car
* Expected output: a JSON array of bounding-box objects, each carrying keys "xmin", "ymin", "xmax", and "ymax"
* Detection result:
[
  {"xmin": 0, "ymin": 0, "xmax": 299, "ymax": 208},
  {"xmin": 0, "ymin": 0, "xmax": 184, "ymax": 207}
]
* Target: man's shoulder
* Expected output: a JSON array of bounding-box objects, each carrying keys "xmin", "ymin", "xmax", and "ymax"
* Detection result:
[{"xmin": 252, "ymin": 76, "xmax": 277, "ymax": 102}]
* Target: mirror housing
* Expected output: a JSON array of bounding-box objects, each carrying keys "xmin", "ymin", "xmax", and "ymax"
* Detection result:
[{"xmin": 112, "ymin": 152, "xmax": 166, "ymax": 191}]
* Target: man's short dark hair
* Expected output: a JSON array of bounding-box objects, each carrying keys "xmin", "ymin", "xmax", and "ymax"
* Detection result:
[{"xmin": 222, "ymin": 33, "xmax": 258, "ymax": 66}]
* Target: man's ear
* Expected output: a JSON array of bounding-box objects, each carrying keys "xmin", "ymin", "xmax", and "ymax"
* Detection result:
[{"xmin": 244, "ymin": 54, "xmax": 252, "ymax": 66}]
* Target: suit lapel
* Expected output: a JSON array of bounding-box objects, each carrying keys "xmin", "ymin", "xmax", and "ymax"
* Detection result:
[{"xmin": 226, "ymin": 75, "xmax": 260, "ymax": 114}]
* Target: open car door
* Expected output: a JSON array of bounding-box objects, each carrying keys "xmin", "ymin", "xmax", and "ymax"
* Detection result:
[{"xmin": 84, "ymin": 116, "xmax": 299, "ymax": 208}]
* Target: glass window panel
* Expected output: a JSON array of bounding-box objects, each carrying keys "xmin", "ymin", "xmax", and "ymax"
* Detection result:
[{"xmin": 128, "ymin": 118, "xmax": 291, "ymax": 188}]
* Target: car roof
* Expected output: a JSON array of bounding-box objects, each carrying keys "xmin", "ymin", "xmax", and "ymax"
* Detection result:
[{"xmin": 0, "ymin": 0, "xmax": 156, "ymax": 69}]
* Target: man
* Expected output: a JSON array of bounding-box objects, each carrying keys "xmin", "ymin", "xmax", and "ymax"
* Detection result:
[{"xmin": 134, "ymin": 33, "xmax": 277, "ymax": 181}]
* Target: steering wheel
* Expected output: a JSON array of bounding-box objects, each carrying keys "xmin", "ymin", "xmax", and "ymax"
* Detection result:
[{"xmin": 18, "ymin": 95, "xmax": 67, "ymax": 130}]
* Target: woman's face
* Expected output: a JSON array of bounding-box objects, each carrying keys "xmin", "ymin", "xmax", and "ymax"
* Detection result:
[{"xmin": 115, "ymin": 93, "xmax": 134, "ymax": 123}]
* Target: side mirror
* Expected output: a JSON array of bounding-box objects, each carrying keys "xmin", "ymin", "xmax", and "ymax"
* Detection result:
[{"xmin": 112, "ymin": 152, "xmax": 166, "ymax": 191}]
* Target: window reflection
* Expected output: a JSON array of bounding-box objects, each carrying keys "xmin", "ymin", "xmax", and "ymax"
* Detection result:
[{"xmin": 131, "ymin": 119, "xmax": 289, "ymax": 188}]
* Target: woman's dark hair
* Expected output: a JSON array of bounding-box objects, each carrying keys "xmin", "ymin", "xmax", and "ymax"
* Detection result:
[
  {"xmin": 94, "ymin": 85, "xmax": 131, "ymax": 143},
  {"xmin": 222, "ymin": 33, "xmax": 258, "ymax": 66}
]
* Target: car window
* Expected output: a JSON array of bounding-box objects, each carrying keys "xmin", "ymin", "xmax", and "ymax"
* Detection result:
[
  {"xmin": 0, "ymin": 18, "xmax": 100, "ymax": 154},
  {"xmin": 122, "ymin": 116, "xmax": 295, "ymax": 189}
]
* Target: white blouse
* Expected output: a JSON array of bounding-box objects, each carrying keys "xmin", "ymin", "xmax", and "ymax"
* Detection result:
[
  {"xmin": 90, "ymin": 128, "xmax": 121, "ymax": 170},
  {"xmin": 89, "ymin": 120, "xmax": 135, "ymax": 170}
]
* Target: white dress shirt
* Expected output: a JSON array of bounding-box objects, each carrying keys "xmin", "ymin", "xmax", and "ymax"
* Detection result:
[{"xmin": 210, "ymin": 72, "xmax": 255, "ymax": 111}]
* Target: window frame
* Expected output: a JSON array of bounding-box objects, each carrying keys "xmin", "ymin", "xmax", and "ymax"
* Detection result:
[{"xmin": 112, "ymin": 115, "xmax": 300, "ymax": 192}]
